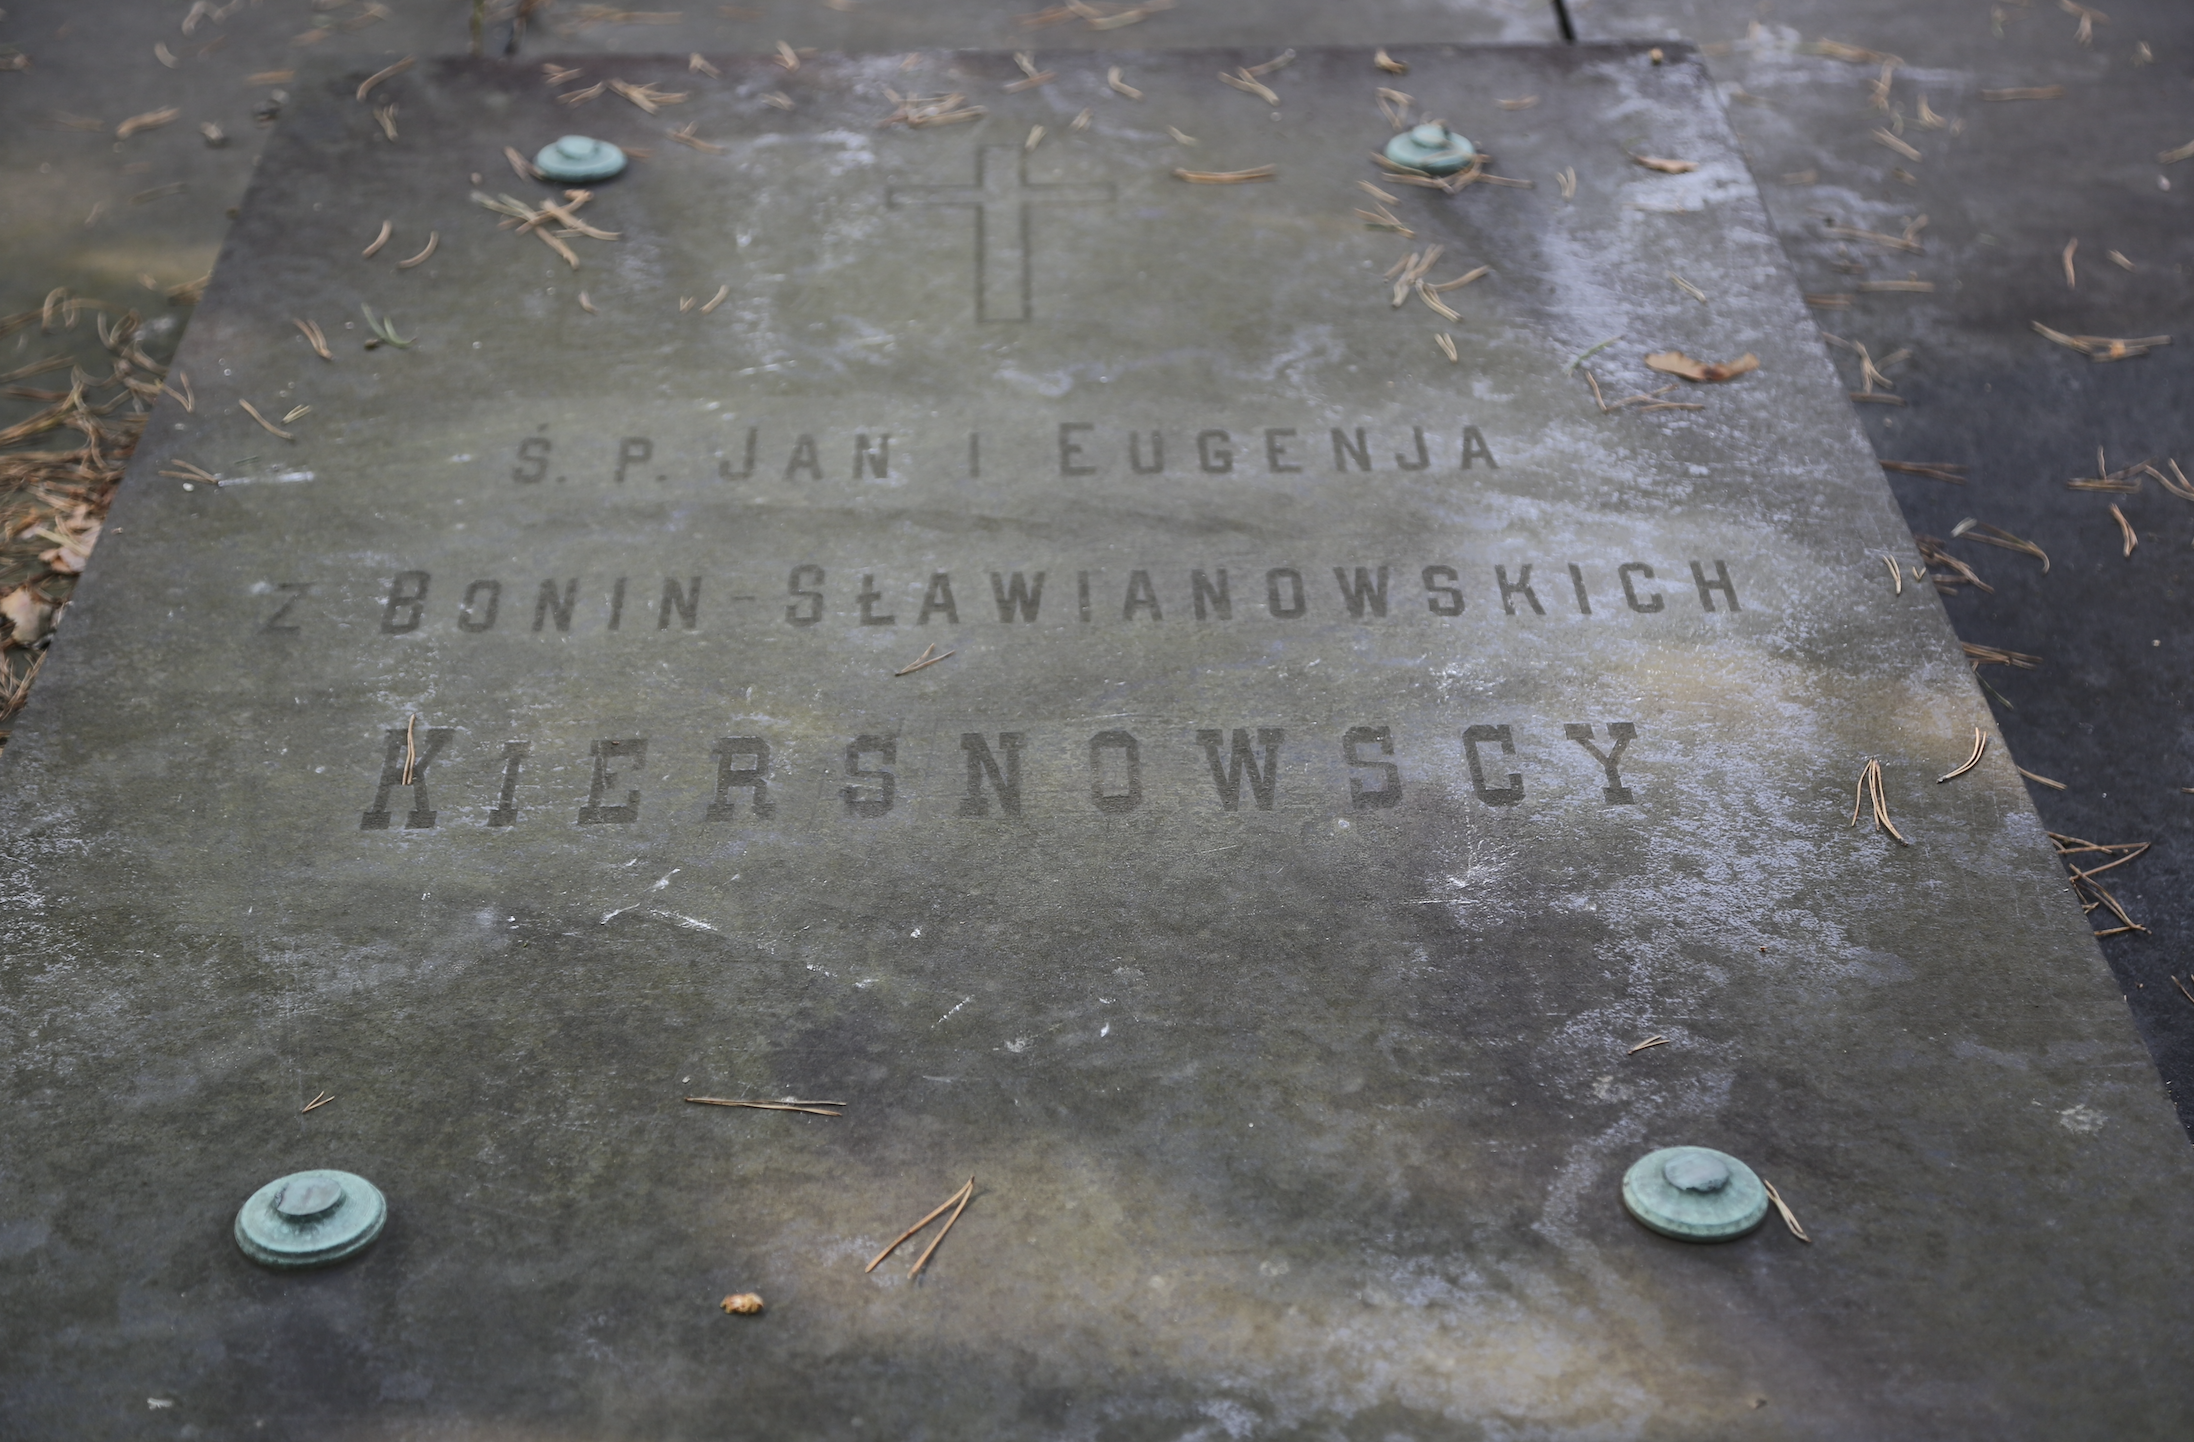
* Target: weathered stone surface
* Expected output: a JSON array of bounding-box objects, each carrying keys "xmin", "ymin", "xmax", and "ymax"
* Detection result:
[{"xmin": 3, "ymin": 45, "xmax": 2190, "ymax": 1438}]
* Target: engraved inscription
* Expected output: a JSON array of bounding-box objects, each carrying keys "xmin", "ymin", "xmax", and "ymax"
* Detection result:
[{"xmin": 887, "ymin": 146, "xmax": 1116, "ymax": 323}]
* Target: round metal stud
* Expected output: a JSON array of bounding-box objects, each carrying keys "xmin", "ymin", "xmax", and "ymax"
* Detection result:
[
  {"xmin": 533, "ymin": 134, "xmax": 627, "ymax": 183},
  {"xmin": 1383, "ymin": 122, "xmax": 1477, "ymax": 177},
  {"xmin": 1621, "ymin": 1146, "xmax": 1768, "ymax": 1242},
  {"xmin": 234, "ymin": 1169, "xmax": 386, "ymax": 1269}
]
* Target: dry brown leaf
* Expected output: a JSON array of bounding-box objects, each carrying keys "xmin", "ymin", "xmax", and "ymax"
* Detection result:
[
  {"xmin": 36, "ymin": 516, "xmax": 100, "ymax": 575},
  {"xmin": 1, "ymin": 588, "xmax": 55, "ymax": 647},
  {"xmin": 1645, "ymin": 350, "xmax": 1760, "ymax": 383}
]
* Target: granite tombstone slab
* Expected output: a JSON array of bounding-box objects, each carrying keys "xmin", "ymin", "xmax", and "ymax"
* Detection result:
[{"xmin": 3, "ymin": 44, "xmax": 2192, "ymax": 1439}]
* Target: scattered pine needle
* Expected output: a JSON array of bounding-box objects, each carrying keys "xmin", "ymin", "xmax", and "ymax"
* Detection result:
[
  {"xmin": 1882, "ymin": 460, "xmax": 1966, "ymax": 484},
  {"xmin": 1962, "ymin": 641, "xmax": 2040, "ymax": 669},
  {"xmin": 668, "ymin": 122, "xmax": 726, "ymax": 152},
  {"xmin": 1872, "ymin": 127, "xmax": 1923, "ymax": 161},
  {"xmin": 292, "ymin": 318, "xmax": 332, "ymax": 360},
  {"xmin": 1374, "ymin": 48, "xmax": 1407, "ymax": 74},
  {"xmin": 1565, "ymin": 334, "xmax": 1622, "ymax": 374},
  {"xmin": 116, "ymin": 107, "xmax": 181, "ymax": 140},
  {"xmin": 907, "ymin": 1181, "xmax": 974, "ymax": 1280},
  {"xmin": 894, "ymin": 642, "xmax": 954, "ymax": 676},
  {"xmin": 1627, "ymin": 1035, "xmax": 1668, "ymax": 1054},
  {"xmin": 1174, "ymin": 165, "xmax": 1275, "ymax": 184},
  {"xmin": 1761, "ymin": 1178, "xmax": 1810, "ymax": 1242},
  {"xmin": 1848, "ymin": 757, "xmax": 1912, "ymax": 845},
  {"xmin": 1950, "ymin": 517, "xmax": 2048, "ymax": 571},
  {"xmin": 355, "ymin": 56, "xmax": 414, "ymax": 102},
  {"xmin": 238, "ymin": 399, "xmax": 293, "ymax": 441},
  {"xmin": 301, "ymin": 1091, "xmax": 335, "ymax": 1114},
  {"xmin": 2018, "ymin": 766, "xmax": 2067, "ymax": 790},
  {"xmin": 1630, "ymin": 154, "xmax": 1698, "ymax": 174},
  {"xmin": 877, "ymin": 90, "xmax": 985, "ymax": 128},
  {"xmin": 362, "ymin": 220, "xmax": 393, "ymax": 258},
  {"xmin": 608, "ymin": 79, "xmax": 689, "ymax": 114},
  {"xmin": 1218, "ymin": 70, "xmax": 1280, "ymax": 105},
  {"xmin": 2049, "ymin": 831, "xmax": 2151, "ymax": 935},
  {"xmin": 684, "ymin": 1097, "xmax": 844, "ymax": 1117},
  {"xmin": 1823, "ymin": 218, "xmax": 1926, "ymax": 253},
  {"xmin": 1937, "ymin": 727, "xmax": 1987, "ymax": 783},
  {"xmin": 159, "ymin": 460, "xmax": 220, "ymax": 486},
  {"xmin": 699, "ymin": 284, "xmax": 730, "ymax": 314},
  {"xmin": 1107, "ymin": 66, "xmax": 1142, "ymax": 99},
  {"xmin": 395, "ymin": 231, "xmax": 438, "ymax": 269},
  {"xmin": 2156, "ymin": 459, "xmax": 2194, "ymax": 502},
  {"xmin": 1434, "ymin": 332, "xmax": 1458, "ymax": 363},
  {"xmin": 865, "ymin": 1177, "xmax": 974, "ymax": 1275},
  {"xmin": 2109, "ymin": 503, "xmax": 2137, "ymax": 557}
]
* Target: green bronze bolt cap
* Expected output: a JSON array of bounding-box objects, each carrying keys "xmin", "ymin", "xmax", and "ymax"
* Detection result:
[
  {"xmin": 1384, "ymin": 122, "xmax": 1477, "ymax": 176},
  {"xmin": 1622, "ymin": 1146, "xmax": 1769, "ymax": 1241},
  {"xmin": 534, "ymin": 134, "xmax": 627, "ymax": 183},
  {"xmin": 234, "ymin": 1169, "xmax": 386, "ymax": 1269}
]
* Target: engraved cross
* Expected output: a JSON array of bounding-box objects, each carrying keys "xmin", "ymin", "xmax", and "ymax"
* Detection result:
[{"xmin": 887, "ymin": 145, "xmax": 1115, "ymax": 323}]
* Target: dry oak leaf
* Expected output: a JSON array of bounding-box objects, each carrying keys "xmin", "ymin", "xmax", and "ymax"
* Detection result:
[
  {"xmin": 1, "ymin": 588, "xmax": 55, "ymax": 647},
  {"xmin": 1645, "ymin": 350, "xmax": 1760, "ymax": 382},
  {"xmin": 37, "ymin": 515, "xmax": 100, "ymax": 575},
  {"xmin": 719, "ymin": 1293, "xmax": 764, "ymax": 1315},
  {"xmin": 1631, "ymin": 155, "xmax": 1698, "ymax": 174}
]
